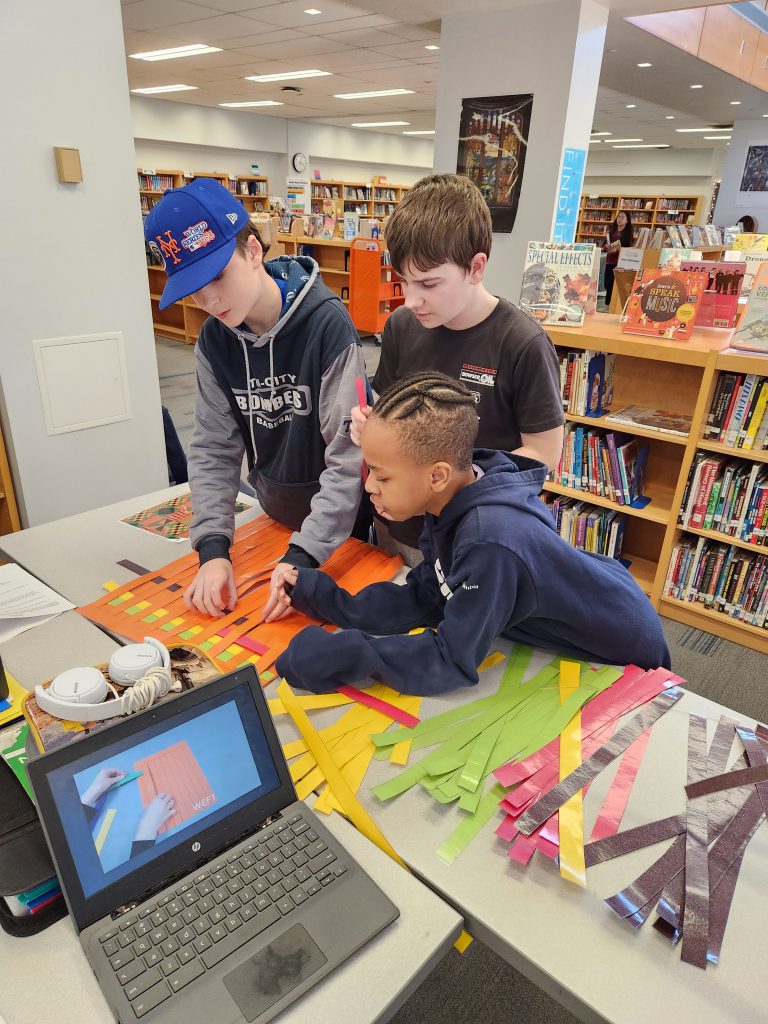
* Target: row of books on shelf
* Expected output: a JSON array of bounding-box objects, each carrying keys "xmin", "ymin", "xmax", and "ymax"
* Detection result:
[
  {"xmin": 237, "ymin": 180, "xmax": 267, "ymax": 196},
  {"xmin": 374, "ymin": 203, "xmax": 396, "ymax": 216},
  {"xmin": 137, "ymin": 173, "xmax": 176, "ymax": 192},
  {"xmin": 664, "ymin": 537, "xmax": 768, "ymax": 627},
  {"xmin": 547, "ymin": 497, "xmax": 626, "ymax": 560},
  {"xmin": 313, "ymin": 185, "xmax": 341, "ymax": 198},
  {"xmin": 552, "ymin": 425, "xmax": 649, "ymax": 506},
  {"xmin": 140, "ymin": 195, "xmax": 163, "ymax": 215},
  {"xmin": 680, "ymin": 453, "xmax": 768, "ymax": 543},
  {"xmin": 705, "ymin": 373, "xmax": 768, "ymax": 449},
  {"xmin": 558, "ymin": 349, "xmax": 615, "ymax": 415},
  {"xmin": 345, "ymin": 186, "xmax": 371, "ymax": 200},
  {"xmin": 375, "ymin": 189, "xmax": 398, "ymax": 201}
]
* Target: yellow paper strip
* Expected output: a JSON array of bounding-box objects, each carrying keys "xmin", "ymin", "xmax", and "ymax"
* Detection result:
[
  {"xmin": 454, "ymin": 930, "xmax": 474, "ymax": 953},
  {"xmin": 277, "ymin": 680, "xmax": 407, "ymax": 868},
  {"xmin": 478, "ymin": 650, "xmax": 505, "ymax": 673},
  {"xmin": 94, "ymin": 808, "xmax": 117, "ymax": 854},
  {"xmin": 103, "ymin": 580, "xmax": 119, "ymax": 592},
  {"xmin": 296, "ymin": 766, "xmax": 325, "ymax": 801},
  {"xmin": 558, "ymin": 662, "xmax": 586, "ymax": 887},
  {"xmin": 390, "ymin": 696, "xmax": 423, "ymax": 766}
]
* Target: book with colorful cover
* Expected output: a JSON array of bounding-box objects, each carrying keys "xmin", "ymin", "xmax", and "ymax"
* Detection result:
[
  {"xmin": 658, "ymin": 247, "xmax": 701, "ymax": 269},
  {"xmin": 723, "ymin": 249, "xmax": 767, "ymax": 297},
  {"xmin": 732, "ymin": 232, "xmax": 768, "ymax": 251},
  {"xmin": 681, "ymin": 259, "xmax": 745, "ymax": 328},
  {"xmin": 121, "ymin": 492, "xmax": 253, "ymax": 541},
  {"xmin": 603, "ymin": 405, "xmax": 692, "ymax": 436},
  {"xmin": 731, "ymin": 264, "xmax": 768, "ymax": 354},
  {"xmin": 519, "ymin": 241, "xmax": 599, "ymax": 326},
  {"xmin": 23, "ymin": 646, "xmax": 220, "ymax": 753},
  {"xmin": 621, "ymin": 266, "xmax": 709, "ymax": 340}
]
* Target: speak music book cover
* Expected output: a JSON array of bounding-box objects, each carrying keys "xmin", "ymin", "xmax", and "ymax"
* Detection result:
[{"xmin": 621, "ymin": 267, "xmax": 709, "ymax": 341}]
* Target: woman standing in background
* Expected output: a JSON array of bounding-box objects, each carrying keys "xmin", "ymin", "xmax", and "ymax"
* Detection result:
[{"xmin": 602, "ymin": 210, "xmax": 633, "ymax": 308}]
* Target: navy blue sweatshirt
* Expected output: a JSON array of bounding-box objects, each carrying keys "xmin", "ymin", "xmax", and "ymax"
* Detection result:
[{"xmin": 275, "ymin": 450, "xmax": 671, "ymax": 695}]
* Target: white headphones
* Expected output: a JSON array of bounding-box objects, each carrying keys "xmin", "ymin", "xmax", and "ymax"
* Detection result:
[{"xmin": 35, "ymin": 638, "xmax": 177, "ymax": 723}]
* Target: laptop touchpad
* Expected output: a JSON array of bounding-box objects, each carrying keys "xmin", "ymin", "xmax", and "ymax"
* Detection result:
[{"xmin": 224, "ymin": 924, "xmax": 328, "ymax": 1021}]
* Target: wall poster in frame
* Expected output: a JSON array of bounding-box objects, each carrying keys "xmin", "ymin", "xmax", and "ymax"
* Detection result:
[{"xmin": 456, "ymin": 94, "xmax": 533, "ymax": 233}]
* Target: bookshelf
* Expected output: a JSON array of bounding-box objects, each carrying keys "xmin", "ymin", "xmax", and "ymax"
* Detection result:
[
  {"xmin": 545, "ymin": 316, "xmax": 768, "ymax": 655},
  {"xmin": 0, "ymin": 422, "xmax": 20, "ymax": 537},
  {"xmin": 278, "ymin": 233, "xmax": 352, "ymax": 308},
  {"xmin": 348, "ymin": 239, "xmax": 404, "ymax": 335},
  {"xmin": 310, "ymin": 180, "xmax": 410, "ymax": 228},
  {"xmin": 577, "ymin": 194, "xmax": 702, "ymax": 246}
]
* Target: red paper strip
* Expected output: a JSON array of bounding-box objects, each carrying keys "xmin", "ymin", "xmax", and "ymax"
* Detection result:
[
  {"xmin": 236, "ymin": 635, "xmax": 270, "ymax": 655},
  {"xmin": 336, "ymin": 685, "xmax": 419, "ymax": 727}
]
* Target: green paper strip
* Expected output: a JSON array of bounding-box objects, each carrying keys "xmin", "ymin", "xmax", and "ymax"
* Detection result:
[
  {"xmin": 437, "ymin": 783, "xmax": 506, "ymax": 864},
  {"xmin": 459, "ymin": 786, "xmax": 485, "ymax": 814},
  {"xmin": 458, "ymin": 715, "xmax": 507, "ymax": 793}
]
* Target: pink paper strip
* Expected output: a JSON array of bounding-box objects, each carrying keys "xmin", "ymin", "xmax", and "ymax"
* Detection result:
[
  {"xmin": 493, "ymin": 666, "xmax": 678, "ymax": 789},
  {"xmin": 237, "ymin": 635, "xmax": 270, "ymax": 655},
  {"xmin": 496, "ymin": 814, "xmax": 521, "ymax": 841},
  {"xmin": 589, "ymin": 726, "xmax": 653, "ymax": 842},
  {"xmin": 508, "ymin": 834, "xmax": 539, "ymax": 865},
  {"xmin": 336, "ymin": 685, "xmax": 420, "ymax": 728},
  {"xmin": 537, "ymin": 836, "xmax": 559, "ymax": 859}
]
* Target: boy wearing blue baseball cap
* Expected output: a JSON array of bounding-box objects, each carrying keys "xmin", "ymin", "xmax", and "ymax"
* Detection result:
[{"xmin": 144, "ymin": 178, "xmax": 369, "ymax": 620}]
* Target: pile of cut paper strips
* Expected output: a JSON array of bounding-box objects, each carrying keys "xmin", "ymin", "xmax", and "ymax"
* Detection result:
[{"xmin": 370, "ymin": 646, "xmax": 767, "ymax": 968}]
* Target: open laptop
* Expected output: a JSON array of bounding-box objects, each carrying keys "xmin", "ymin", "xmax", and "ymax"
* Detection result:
[{"xmin": 28, "ymin": 666, "xmax": 399, "ymax": 1024}]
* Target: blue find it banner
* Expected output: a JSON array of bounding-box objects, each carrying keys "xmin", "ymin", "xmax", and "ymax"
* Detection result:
[{"xmin": 553, "ymin": 148, "xmax": 586, "ymax": 244}]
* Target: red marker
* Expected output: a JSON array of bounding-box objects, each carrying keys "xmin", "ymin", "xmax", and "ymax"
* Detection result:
[{"xmin": 355, "ymin": 376, "xmax": 369, "ymax": 482}]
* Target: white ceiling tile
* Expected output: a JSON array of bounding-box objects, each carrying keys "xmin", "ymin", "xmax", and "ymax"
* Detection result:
[
  {"xmin": 122, "ymin": 0, "xmax": 221, "ymax": 32},
  {"xmin": 150, "ymin": 13, "xmax": 280, "ymax": 40},
  {"xmin": 321, "ymin": 27, "xmax": 408, "ymax": 46},
  {"xmin": 184, "ymin": 0, "xmax": 279, "ymax": 10},
  {"xmin": 301, "ymin": 14, "xmax": 401, "ymax": 35},
  {"xmin": 216, "ymin": 28, "xmax": 301, "ymax": 47},
  {"xmin": 249, "ymin": 0, "xmax": 373, "ymax": 29}
]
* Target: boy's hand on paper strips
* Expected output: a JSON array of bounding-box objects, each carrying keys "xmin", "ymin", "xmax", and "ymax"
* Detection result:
[
  {"xmin": 350, "ymin": 403, "xmax": 371, "ymax": 447},
  {"xmin": 262, "ymin": 564, "xmax": 299, "ymax": 623},
  {"xmin": 184, "ymin": 558, "xmax": 238, "ymax": 618},
  {"xmin": 81, "ymin": 768, "xmax": 126, "ymax": 807}
]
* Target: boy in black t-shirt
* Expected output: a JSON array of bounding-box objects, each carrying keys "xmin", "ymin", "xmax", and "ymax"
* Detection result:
[{"xmin": 352, "ymin": 173, "xmax": 565, "ymax": 562}]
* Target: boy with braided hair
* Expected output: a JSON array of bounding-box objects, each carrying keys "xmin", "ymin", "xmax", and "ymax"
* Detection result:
[{"xmin": 274, "ymin": 373, "xmax": 670, "ymax": 696}]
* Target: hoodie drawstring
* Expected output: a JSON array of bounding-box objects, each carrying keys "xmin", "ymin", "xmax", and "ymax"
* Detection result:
[{"xmin": 239, "ymin": 336, "xmax": 258, "ymax": 468}]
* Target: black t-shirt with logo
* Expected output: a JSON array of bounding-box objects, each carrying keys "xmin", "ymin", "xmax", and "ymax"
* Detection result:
[{"xmin": 371, "ymin": 298, "xmax": 565, "ymax": 546}]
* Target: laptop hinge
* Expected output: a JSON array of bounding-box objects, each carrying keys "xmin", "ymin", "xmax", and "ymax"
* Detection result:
[{"xmin": 110, "ymin": 811, "xmax": 284, "ymax": 920}]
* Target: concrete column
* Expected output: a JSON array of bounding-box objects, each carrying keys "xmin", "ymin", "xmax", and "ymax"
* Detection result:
[
  {"xmin": 0, "ymin": 0, "xmax": 166, "ymax": 525},
  {"xmin": 713, "ymin": 119, "xmax": 768, "ymax": 229},
  {"xmin": 432, "ymin": 0, "xmax": 608, "ymax": 299}
]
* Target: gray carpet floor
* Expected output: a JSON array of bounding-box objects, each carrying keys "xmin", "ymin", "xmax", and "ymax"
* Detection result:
[{"xmin": 156, "ymin": 333, "xmax": 768, "ymax": 1024}]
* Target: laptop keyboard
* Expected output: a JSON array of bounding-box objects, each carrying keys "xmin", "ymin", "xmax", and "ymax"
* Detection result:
[{"xmin": 96, "ymin": 812, "xmax": 347, "ymax": 1019}]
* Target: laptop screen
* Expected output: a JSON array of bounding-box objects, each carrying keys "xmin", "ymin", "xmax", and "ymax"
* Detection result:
[{"xmin": 30, "ymin": 668, "xmax": 296, "ymax": 931}]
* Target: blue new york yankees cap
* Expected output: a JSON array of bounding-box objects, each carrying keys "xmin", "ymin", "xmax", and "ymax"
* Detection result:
[{"xmin": 144, "ymin": 178, "xmax": 250, "ymax": 310}]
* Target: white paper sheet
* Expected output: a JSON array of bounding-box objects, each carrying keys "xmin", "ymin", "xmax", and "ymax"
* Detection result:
[{"xmin": 0, "ymin": 563, "xmax": 75, "ymax": 642}]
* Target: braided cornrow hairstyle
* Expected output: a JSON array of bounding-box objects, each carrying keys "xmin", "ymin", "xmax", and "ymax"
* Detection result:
[{"xmin": 371, "ymin": 372, "xmax": 479, "ymax": 470}]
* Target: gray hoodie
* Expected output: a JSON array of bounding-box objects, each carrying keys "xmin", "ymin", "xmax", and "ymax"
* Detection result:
[{"xmin": 188, "ymin": 255, "xmax": 367, "ymax": 567}]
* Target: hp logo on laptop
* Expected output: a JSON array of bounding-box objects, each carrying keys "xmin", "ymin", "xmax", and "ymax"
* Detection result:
[{"xmin": 192, "ymin": 842, "xmax": 201, "ymax": 852}]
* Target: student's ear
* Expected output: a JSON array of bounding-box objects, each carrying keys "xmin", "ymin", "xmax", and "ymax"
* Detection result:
[
  {"xmin": 244, "ymin": 233, "xmax": 264, "ymax": 269},
  {"xmin": 468, "ymin": 252, "xmax": 487, "ymax": 284},
  {"xmin": 429, "ymin": 462, "xmax": 453, "ymax": 493}
]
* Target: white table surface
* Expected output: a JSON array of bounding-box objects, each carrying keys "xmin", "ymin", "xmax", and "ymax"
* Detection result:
[
  {"xmin": 0, "ymin": 805, "xmax": 462, "ymax": 1024},
  {"xmin": 0, "ymin": 485, "xmax": 263, "ymax": 607},
  {"xmin": 3, "ymin": 487, "xmax": 767, "ymax": 1023}
]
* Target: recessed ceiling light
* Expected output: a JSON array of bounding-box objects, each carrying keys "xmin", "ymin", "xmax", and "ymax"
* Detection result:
[
  {"xmin": 704, "ymin": 135, "xmax": 732, "ymax": 140},
  {"xmin": 246, "ymin": 69, "xmax": 331, "ymax": 82},
  {"xmin": 425, "ymin": 44, "xmax": 439, "ymax": 50},
  {"xmin": 763, "ymin": 114, "xmax": 768, "ymax": 118},
  {"xmin": 591, "ymin": 131, "xmax": 612, "ymax": 136},
  {"xmin": 131, "ymin": 84, "xmax": 198, "ymax": 94},
  {"xmin": 351, "ymin": 120, "xmax": 410, "ymax": 127},
  {"xmin": 403, "ymin": 129, "xmax": 435, "ymax": 135},
  {"xmin": 665, "ymin": 116, "xmax": 675, "ymax": 120},
  {"xmin": 690, "ymin": 84, "xmax": 703, "ymax": 89},
  {"xmin": 625, "ymin": 104, "xmax": 636, "ymax": 109},
  {"xmin": 613, "ymin": 143, "xmax": 670, "ymax": 149},
  {"xmin": 675, "ymin": 127, "xmax": 719, "ymax": 133},
  {"xmin": 589, "ymin": 139, "xmax": 602, "ymax": 144},
  {"xmin": 730, "ymin": 100, "xmax": 742, "ymax": 105},
  {"xmin": 637, "ymin": 62, "xmax": 653, "ymax": 68},
  {"xmin": 334, "ymin": 88, "xmax": 415, "ymax": 99},
  {"xmin": 304, "ymin": 8, "xmax": 322, "ymax": 13},
  {"xmin": 610, "ymin": 138, "xmax": 643, "ymax": 143},
  {"xmin": 219, "ymin": 100, "xmax": 284, "ymax": 108},
  {"xmin": 130, "ymin": 43, "xmax": 222, "ymax": 61}
]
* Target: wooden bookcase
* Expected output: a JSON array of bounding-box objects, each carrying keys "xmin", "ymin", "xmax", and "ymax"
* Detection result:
[
  {"xmin": 577, "ymin": 194, "xmax": 702, "ymax": 246},
  {"xmin": 546, "ymin": 315, "xmax": 768, "ymax": 655},
  {"xmin": 141, "ymin": 168, "xmax": 270, "ymax": 345},
  {"xmin": 0, "ymin": 423, "xmax": 21, "ymax": 537},
  {"xmin": 310, "ymin": 180, "xmax": 410, "ymax": 226}
]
